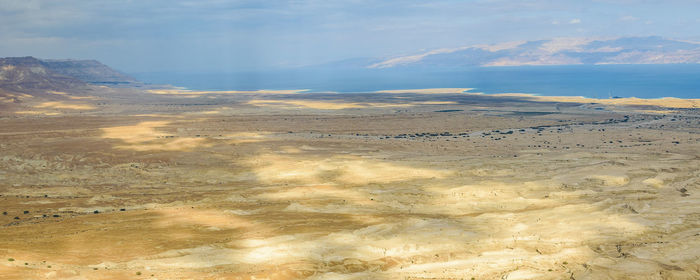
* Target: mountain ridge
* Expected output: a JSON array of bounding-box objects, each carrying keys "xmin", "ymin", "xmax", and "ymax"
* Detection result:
[
  {"xmin": 366, "ymin": 36, "xmax": 700, "ymax": 69},
  {"xmin": 0, "ymin": 56, "xmax": 140, "ymax": 94}
]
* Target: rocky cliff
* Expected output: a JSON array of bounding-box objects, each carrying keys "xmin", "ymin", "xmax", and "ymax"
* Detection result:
[{"xmin": 0, "ymin": 56, "xmax": 139, "ymax": 94}]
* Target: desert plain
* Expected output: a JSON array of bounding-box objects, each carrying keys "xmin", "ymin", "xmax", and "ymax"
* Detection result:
[{"xmin": 0, "ymin": 87, "xmax": 698, "ymax": 279}]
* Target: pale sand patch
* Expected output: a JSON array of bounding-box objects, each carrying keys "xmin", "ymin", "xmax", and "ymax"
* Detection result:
[
  {"xmin": 101, "ymin": 121, "xmax": 171, "ymax": 141},
  {"xmin": 540, "ymin": 96, "xmax": 700, "ymax": 109},
  {"xmin": 257, "ymin": 185, "xmax": 375, "ymax": 208},
  {"xmin": 278, "ymin": 146, "xmax": 304, "ymax": 154},
  {"xmin": 376, "ymin": 88, "xmax": 473, "ymax": 94},
  {"xmin": 101, "ymin": 121, "xmax": 210, "ymax": 151},
  {"xmin": 417, "ymin": 183, "xmax": 560, "ymax": 216},
  {"xmin": 248, "ymin": 154, "xmax": 450, "ymax": 185},
  {"xmin": 152, "ymin": 208, "xmax": 258, "ymax": 230},
  {"xmin": 127, "ymin": 138, "xmax": 208, "ymax": 151},
  {"xmin": 223, "ymin": 209, "xmax": 261, "ymax": 216},
  {"xmin": 124, "ymin": 218, "xmax": 476, "ymax": 268},
  {"xmin": 1, "ymin": 93, "xmax": 33, "ymax": 101},
  {"xmin": 214, "ymin": 132, "xmax": 271, "ymax": 144},
  {"xmin": 47, "ymin": 91, "xmax": 99, "ymax": 100},
  {"xmin": 642, "ymin": 178, "xmax": 664, "ymax": 188},
  {"xmin": 247, "ymin": 99, "xmax": 366, "ymax": 110},
  {"xmin": 19, "ymin": 200, "xmax": 55, "ymax": 205},
  {"xmin": 183, "ymin": 107, "xmax": 231, "ymax": 115},
  {"xmin": 371, "ymin": 88, "xmax": 698, "ymax": 108},
  {"xmin": 489, "ymin": 93, "xmax": 700, "ymax": 108},
  {"xmin": 147, "ymin": 89, "xmax": 309, "ymax": 95},
  {"xmin": 87, "ymin": 194, "xmax": 119, "ymax": 204},
  {"xmin": 587, "ymin": 175, "xmax": 630, "ymax": 187},
  {"xmin": 248, "ymin": 99, "xmax": 457, "ymax": 109},
  {"xmin": 1, "ymin": 186, "xmax": 92, "ymax": 197},
  {"xmin": 33, "ymin": 101, "xmax": 95, "ymax": 110},
  {"xmin": 634, "ymin": 109, "xmax": 681, "ymax": 114},
  {"xmin": 122, "ymin": 203, "xmax": 645, "ymax": 276},
  {"xmin": 13, "ymin": 110, "xmax": 61, "ymax": 115},
  {"xmin": 128, "ymin": 113, "xmax": 179, "ymax": 118},
  {"xmin": 417, "ymin": 101, "xmax": 459, "ymax": 105},
  {"xmin": 68, "ymin": 96, "xmax": 99, "ymax": 100}
]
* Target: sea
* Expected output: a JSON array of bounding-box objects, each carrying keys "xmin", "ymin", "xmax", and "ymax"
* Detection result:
[{"xmin": 132, "ymin": 64, "xmax": 700, "ymax": 99}]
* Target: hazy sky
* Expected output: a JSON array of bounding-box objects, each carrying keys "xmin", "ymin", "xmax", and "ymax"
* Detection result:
[{"xmin": 1, "ymin": 0, "xmax": 699, "ymax": 73}]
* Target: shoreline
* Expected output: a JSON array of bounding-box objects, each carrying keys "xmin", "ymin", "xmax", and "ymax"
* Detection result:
[{"xmin": 146, "ymin": 87, "xmax": 700, "ymax": 108}]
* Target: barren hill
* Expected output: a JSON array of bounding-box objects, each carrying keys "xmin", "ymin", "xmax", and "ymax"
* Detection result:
[
  {"xmin": 0, "ymin": 56, "xmax": 139, "ymax": 94},
  {"xmin": 0, "ymin": 57, "xmax": 88, "ymax": 93},
  {"xmin": 41, "ymin": 59, "xmax": 138, "ymax": 86}
]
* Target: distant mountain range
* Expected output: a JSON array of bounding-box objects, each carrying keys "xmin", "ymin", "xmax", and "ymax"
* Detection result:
[
  {"xmin": 364, "ymin": 36, "xmax": 700, "ymax": 69},
  {"xmin": 0, "ymin": 56, "xmax": 139, "ymax": 93},
  {"xmin": 2, "ymin": 36, "xmax": 700, "ymax": 96}
]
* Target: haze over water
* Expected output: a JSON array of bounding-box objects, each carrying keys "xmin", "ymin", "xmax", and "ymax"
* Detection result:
[{"xmin": 134, "ymin": 64, "xmax": 700, "ymax": 99}]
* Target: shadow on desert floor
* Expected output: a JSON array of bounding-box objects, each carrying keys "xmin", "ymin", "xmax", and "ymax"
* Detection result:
[{"xmin": 1, "ymin": 114, "xmax": 698, "ymax": 279}]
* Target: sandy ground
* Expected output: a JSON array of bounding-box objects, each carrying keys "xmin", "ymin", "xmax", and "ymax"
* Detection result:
[{"xmin": 0, "ymin": 88, "xmax": 698, "ymax": 279}]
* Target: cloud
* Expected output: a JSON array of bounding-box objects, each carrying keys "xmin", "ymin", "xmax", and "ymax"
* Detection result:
[
  {"xmin": 619, "ymin": 15, "xmax": 639, "ymax": 21},
  {"xmin": 2, "ymin": 0, "xmax": 700, "ymax": 72}
]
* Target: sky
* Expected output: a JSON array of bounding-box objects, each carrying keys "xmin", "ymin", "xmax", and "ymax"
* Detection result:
[{"xmin": 1, "ymin": 0, "xmax": 699, "ymax": 73}]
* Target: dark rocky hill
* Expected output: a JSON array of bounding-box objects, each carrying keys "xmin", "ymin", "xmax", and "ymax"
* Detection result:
[
  {"xmin": 0, "ymin": 57, "xmax": 88, "ymax": 93},
  {"xmin": 0, "ymin": 56, "xmax": 140, "ymax": 94},
  {"xmin": 42, "ymin": 59, "xmax": 138, "ymax": 85}
]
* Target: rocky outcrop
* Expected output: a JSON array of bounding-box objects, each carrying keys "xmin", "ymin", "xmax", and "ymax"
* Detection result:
[{"xmin": 0, "ymin": 56, "xmax": 140, "ymax": 94}]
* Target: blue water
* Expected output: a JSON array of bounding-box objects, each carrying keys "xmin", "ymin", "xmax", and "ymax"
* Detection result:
[{"xmin": 132, "ymin": 64, "xmax": 700, "ymax": 98}]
